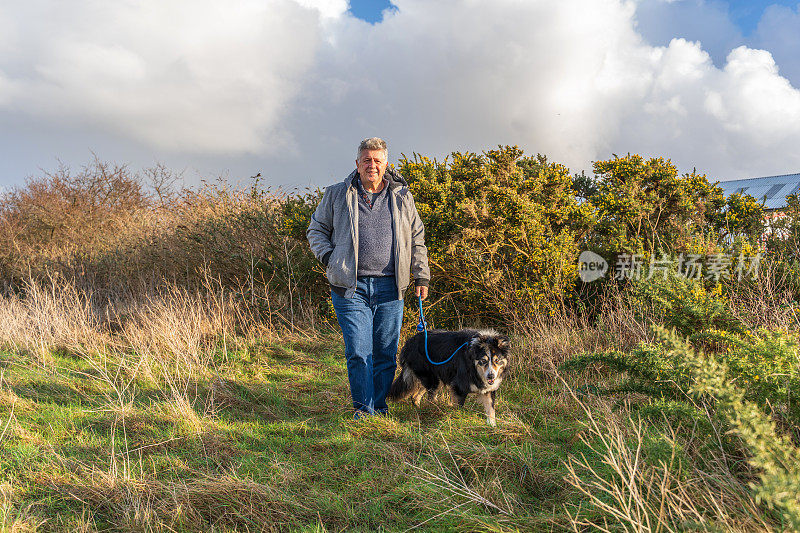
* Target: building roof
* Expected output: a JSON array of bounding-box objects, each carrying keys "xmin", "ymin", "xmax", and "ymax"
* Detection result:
[{"xmin": 717, "ymin": 172, "xmax": 800, "ymax": 210}]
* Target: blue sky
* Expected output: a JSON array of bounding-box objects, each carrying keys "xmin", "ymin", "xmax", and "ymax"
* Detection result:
[
  {"xmin": 1, "ymin": 0, "xmax": 800, "ymax": 191},
  {"xmin": 348, "ymin": 0, "xmax": 395, "ymax": 23},
  {"xmin": 727, "ymin": 0, "xmax": 797, "ymax": 33}
]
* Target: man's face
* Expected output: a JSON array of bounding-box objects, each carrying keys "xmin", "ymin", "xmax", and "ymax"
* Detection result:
[{"xmin": 356, "ymin": 149, "xmax": 388, "ymax": 187}]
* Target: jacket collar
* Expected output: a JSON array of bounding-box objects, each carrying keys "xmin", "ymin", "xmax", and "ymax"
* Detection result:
[{"xmin": 344, "ymin": 167, "xmax": 408, "ymax": 191}]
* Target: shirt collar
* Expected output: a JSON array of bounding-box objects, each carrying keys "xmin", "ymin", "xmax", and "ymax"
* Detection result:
[{"xmin": 353, "ymin": 175, "xmax": 388, "ymax": 195}]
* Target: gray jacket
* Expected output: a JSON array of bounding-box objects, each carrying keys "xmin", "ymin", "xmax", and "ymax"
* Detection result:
[{"xmin": 307, "ymin": 168, "xmax": 430, "ymax": 299}]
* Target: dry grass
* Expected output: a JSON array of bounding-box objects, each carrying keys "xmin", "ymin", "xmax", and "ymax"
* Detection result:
[
  {"xmin": 406, "ymin": 446, "xmax": 514, "ymax": 525},
  {"xmin": 512, "ymin": 286, "xmax": 655, "ymax": 382},
  {"xmin": 726, "ymin": 259, "xmax": 800, "ymax": 331},
  {"xmin": 564, "ymin": 395, "xmax": 771, "ymax": 532},
  {"xmin": 0, "ymin": 482, "xmax": 45, "ymax": 533},
  {"xmin": 48, "ymin": 471, "xmax": 302, "ymax": 532},
  {"xmin": 0, "ymin": 274, "xmax": 250, "ymax": 372},
  {"xmin": 114, "ymin": 283, "xmax": 247, "ymax": 393},
  {"xmin": 0, "ymin": 276, "xmax": 110, "ymax": 364}
]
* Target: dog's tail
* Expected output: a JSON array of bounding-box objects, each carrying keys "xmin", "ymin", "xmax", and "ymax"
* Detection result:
[
  {"xmin": 388, "ymin": 334, "xmax": 420, "ymax": 402},
  {"xmin": 388, "ymin": 365, "xmax": 417, "ymax": 402}
]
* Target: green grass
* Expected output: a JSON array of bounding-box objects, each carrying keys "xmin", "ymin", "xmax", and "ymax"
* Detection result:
[{"xmin": 0, "ymin": 335, "xmax": 590, "ymax": 532}]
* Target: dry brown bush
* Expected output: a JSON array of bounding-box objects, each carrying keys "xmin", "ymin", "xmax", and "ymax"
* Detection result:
[
  {"xmin": 0, "ymin": 158, "xmax": 326, "ymax": 331},
  {"xmin": 0, "ymin": 158, "xmax": 152, "ymax": 284}
]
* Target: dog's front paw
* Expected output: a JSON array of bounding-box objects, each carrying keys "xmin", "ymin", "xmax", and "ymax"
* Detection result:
[{"xmin": 486, "ymin": 417, "xmax": 496, "ymax": 427}]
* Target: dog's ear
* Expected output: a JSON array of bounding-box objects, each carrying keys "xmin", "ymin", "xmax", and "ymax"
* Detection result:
[{"xmin": 496, "ymin": 335, "xmax": 510, "ymax": 350}]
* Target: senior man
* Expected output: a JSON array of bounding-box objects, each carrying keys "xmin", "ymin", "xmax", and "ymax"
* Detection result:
[{"xmin": 307, "ymin": 137, "xmax": 430, "ymax": 418}]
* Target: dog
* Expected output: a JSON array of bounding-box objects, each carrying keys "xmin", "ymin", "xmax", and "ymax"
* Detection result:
[{"xmin": 388, "ymin": 329, "xmax": 510, "ymax": 426}]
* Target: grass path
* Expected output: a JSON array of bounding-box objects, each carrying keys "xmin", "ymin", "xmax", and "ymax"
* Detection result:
[{"xmin": 0, "ymin": 335, "xmax": 590, "ymax": 532}]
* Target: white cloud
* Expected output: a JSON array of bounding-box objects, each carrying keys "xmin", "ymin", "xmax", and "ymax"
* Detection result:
[
  {"xmin": 715, "ymin": 46, "xmax": 800, "ymax": 138},
  {"xmin": 0, "ymin": 0, "xmax": 324, "ymax": 154},
  {"xmin": 293, "ymin": 0, "xmax": 348, "ymax": 18},
  {"xmin": 299, "ymin": 0, "xmax": 655, "ymax": 169},
  {"xmin": 293, "ymin": 0, "xmax": 800, "ymax": 179},
  {"xmin": 1, "ymin": 0, "xmax": 800, "ymax": 186},
  {"xmin": 608, "ymin": 38, "xmax": 800, "ymax": 178}
]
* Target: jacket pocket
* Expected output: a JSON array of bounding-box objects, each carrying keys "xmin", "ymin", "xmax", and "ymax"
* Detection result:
[{"xmin": 325, "ymin": 245, "xmax": 351, "ymax": 288}]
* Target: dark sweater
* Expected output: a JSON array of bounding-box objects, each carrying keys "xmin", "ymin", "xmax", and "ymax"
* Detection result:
[{"xmin": 354, "ymin": 177, "xmax": 395, "ymax": 277}]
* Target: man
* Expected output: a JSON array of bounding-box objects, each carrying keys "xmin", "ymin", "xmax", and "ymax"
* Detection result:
[{"xmin": 307, "ymin": 137, "xmax": 430, "ymax": 418}]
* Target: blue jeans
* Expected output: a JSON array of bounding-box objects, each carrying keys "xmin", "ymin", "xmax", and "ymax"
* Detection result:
[{"xmin": 331, "ymin": 276, "xmax": 404, "ymax": 415}]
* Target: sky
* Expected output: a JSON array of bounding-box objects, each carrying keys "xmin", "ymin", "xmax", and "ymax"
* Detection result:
[{"xmin": 1, "ymin": 0, "xmax": 800, "ymax": 192}]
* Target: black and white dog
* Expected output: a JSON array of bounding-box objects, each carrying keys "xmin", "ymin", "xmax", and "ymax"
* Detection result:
[{"xmin": 388, "ymin": 329, "xmax": 510, "ymax": 426}]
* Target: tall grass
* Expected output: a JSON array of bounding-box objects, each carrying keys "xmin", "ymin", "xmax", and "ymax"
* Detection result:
[
  {"xmin": 510, "ymin": 282, "xmax": 657, "ymax": 383},
  {"xmin": 564, "ymin": 396, "xmax": 770, "ymax": 532},
  {"xmin": 0, "ymin": 275, "xmax": 109, "ymax": 364}
]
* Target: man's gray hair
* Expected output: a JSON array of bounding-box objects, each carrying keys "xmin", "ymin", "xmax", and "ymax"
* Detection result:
[{"xmin": 357, "ymin": 137, "xmax": 388, "ymax": 160}]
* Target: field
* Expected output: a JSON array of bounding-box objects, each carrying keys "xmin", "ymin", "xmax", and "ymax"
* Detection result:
[
  {"xmin": 0, "ymin": 284, "xmax": 603, "ymax": 532},
  {"xmin": 2, "ymin": 153, "xmax": 800, "ymax": 531}
]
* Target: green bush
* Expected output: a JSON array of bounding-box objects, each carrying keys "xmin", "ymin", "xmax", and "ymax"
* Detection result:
[
  {"xmin": 563, "ymin": 272, "xmax": 800, "ymax": 428},
  {"xmin": 628, "ymin": 269, "xmax": 745, "ymax": 337},
  {"xmin": 585, "ymin": 155, "xmax": 726, "ymax": 255},
  {"xmin": 668, "ymin": 328, "xmax": 800, "ymax": 529},
  {"xmin": 584, "ymin": 154, "xmax": 763, "ymax": 256},
  {"xmin": 400, "ymin": 146, "xmax": 593, "ymax": 327}
]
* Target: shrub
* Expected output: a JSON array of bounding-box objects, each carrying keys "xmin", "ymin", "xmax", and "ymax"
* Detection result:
[
  {"xmin": 400, "ymin": 146, "xmax": 593, "ymax": 327},
  {"xmin": 0, "ymin": 161, "xmax": 327, "ymax": 328},
  {"xmin": 563, "ymin": 325, "xmax": 800, "ymax": 528},
  {"xmin": 668, "ymin": 327, "xmax": 800, "ymax": 529},
  {"xmin": 0, "ymin": 158, "xmax": 152, "ymax": 286},
  {"xmin": 563, "ymin": 269, "xmax": 800, "ymax": 425},
  {"xmin": 586, "ymin": 155, "xmax": 729, "ymax": 255},
  {"xmin": 628, "ymin": 269, "xmax": 745, "ymax": 338}
]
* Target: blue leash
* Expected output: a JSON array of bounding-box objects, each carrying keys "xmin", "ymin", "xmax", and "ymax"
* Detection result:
[{"xmin": 417, "ymin": 295, "xmax": 469, "ymax": 365}]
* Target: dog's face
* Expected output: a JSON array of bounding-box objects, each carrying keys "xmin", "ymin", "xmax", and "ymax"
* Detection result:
[{"xmin": 471, "ymin": 332, "xmax": 510, "ymax": 388}]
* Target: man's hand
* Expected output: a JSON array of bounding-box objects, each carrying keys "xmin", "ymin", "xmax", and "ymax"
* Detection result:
[{"xmin": 415, "ymin": 285, "xmax": 429, "ymax": 301}]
